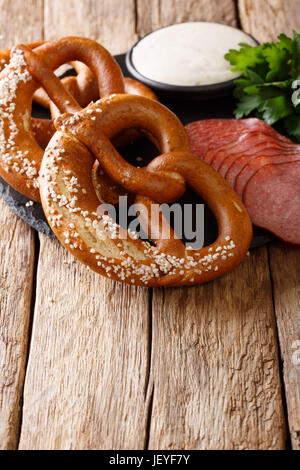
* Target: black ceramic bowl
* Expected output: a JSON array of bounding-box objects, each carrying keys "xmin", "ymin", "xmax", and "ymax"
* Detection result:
[{"xmin": 126, "ymin": 24, "xmax": 259, "ymax": 101}]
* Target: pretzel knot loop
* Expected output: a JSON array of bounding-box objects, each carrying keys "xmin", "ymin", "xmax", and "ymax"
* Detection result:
[
  {"xmin": 0, "ymin": 37, "xmax": 126, "ymax": 200},
  {"xmin": 40, "ymin": 94, "xmax": 252, "ymax": 287}
]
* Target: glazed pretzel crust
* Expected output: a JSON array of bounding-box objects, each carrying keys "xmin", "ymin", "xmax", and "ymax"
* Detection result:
[{"xmin": 39, "ymin": 94, "xmax": 252, "ymax": 287}]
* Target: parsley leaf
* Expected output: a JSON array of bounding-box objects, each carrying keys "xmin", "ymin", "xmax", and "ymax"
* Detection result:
[
  {"xmin": 263, "ymin": 44, "xmax": 290, "ymax": 81},
  {"xmin": 258, "ymin": 95, "xmax": 294, "ymax": 125},
  {"xmin": 291, "ymin": 30, "xmax": 300, "ymax": 76},
  {"xmin": 225, "ymin": 31, "xmax": 300, "ymax": 141},
  {"xmin": 235, "ymin": 94, "xmax": 264, "ymax": 118}
]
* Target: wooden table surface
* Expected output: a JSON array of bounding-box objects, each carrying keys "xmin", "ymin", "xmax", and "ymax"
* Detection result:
[{"xmin": 0, "ymin": 0, "xmax": 299, "ymax": 451}]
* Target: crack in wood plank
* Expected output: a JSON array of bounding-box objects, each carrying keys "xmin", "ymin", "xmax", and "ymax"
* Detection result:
[
  {"xmin": 267, "ymin": 244, "xmax": 292, "ymax": 449},
  {"xmin": 0, "ymin": 199, "xmax": 35, "ymax": 449}
]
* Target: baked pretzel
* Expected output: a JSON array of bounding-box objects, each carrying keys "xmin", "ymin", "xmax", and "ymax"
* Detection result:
[
  {"xmin": 39, "ymin": 94, "xmax": 252, "ymax": 287},
  {"xmin": 0, "ymin": 36, "xmax": 129, "ymax": 200}
]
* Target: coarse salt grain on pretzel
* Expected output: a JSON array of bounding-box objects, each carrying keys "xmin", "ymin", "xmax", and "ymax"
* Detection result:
[
  {"xmin": 0, "ymin": 40, "xmax": 123, "ymax": 106},
  {"xmin": 0, "ymin": 36, "xmax": 127, "ymax": 201},
  {"xmin": 0, "ymin": 41, "xmax": 57, "ymax": 148},
  {"xmin": 0, "ymin": 41, "xmax": 47, "ymax": 71},
  {"xmin": 39, "ymin": 94, "xmax": 252, "ymax": 287}
]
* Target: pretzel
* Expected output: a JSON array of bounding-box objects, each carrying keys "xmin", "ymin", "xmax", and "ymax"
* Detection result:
[
  {"xmin": 0, "ymin": 36, "xmax": 129, "ymax": 200},
  {"xmin": 39, "ymin": 94, "xmax": 252, "ymax": 287}
]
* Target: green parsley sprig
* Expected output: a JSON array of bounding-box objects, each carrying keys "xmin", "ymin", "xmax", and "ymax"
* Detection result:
[{"xmin": 225, "ymin": 31, "xmax": 300, "ymax": 141}]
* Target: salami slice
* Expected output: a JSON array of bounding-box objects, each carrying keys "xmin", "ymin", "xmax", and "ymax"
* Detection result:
[
  {"xmin": 236, "ymin": 151, "xmax": 300, "ymax": 199},
  {"xmin": 206, "ymin": 132, "xmax": 249, "ymax": 166},
  {"xmin": 213, "ymin": 132, "xmax": 284, "ymax": 173},
  {"xmin": 225, "ymin": 142, "xmax": 300, "ymax": 189},
  {"xmin": 217, "ymin": 135, "xmax": 297, "ymax": 175},
  {"xmin": 243, "ymin": 162, "xmax": 300, "ymax": 244},
  {"xmin": 186, "ymin": 118, "xmax": 290, "ymax": 159}
]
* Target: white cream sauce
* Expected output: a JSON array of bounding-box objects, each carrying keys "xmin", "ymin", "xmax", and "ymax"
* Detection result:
[{"xmin": 132, "ymin": 22, "xmax": 257, "ymax": 86}]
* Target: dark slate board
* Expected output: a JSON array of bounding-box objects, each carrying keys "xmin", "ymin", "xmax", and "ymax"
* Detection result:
[{"xmin": 0, "ymin": 54, "xmax": 273, "ymax": 248}]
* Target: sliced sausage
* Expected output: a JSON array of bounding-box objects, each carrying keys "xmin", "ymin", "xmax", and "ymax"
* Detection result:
[
  {"xmin": 236, "ymin": 151, "xmax": 300, "ymax": 199},
  {"xmin": 243, "ymin": 162, "xmax": 300, "ymax": 244}
]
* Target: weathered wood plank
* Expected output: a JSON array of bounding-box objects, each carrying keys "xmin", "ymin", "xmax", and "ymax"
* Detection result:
[
  {"xmin": 44, "ymin": 0, "xmax": 137, "ymax": 54},
  {"xmin": 239, "ymin": 0, "xmax": 300, "ymax": 450},
  {"xmin": 239, "ymin": 0, "xmax": 300, "ymax": 42},
  {"xmin": 148, "ymin": 248, "xmax": 286, "ymax": 449},
  {"xmin": 0, "ymin": 0, "xmax": 43, "ymax": 450},
  {"xmin": 136, "ymin": 0, "xmax": 237, "ymax": 37},
  {"xmin": 0, "ymin": 200, "xmax": 35, "ymax": 450},
  {"xmin": 269, "ymin": 243, "xmax": 300, "ymax": 450},
  {"xmin": 19, "ymin": 236, "xmax": 150, "ymax": 449},
  {"xmin": 19, "ymin": 0, "xmax": 150, "ymax": 450},
  {"xmin": 0, "ymin": 0, "xmax": 44, "ymax": 49}
]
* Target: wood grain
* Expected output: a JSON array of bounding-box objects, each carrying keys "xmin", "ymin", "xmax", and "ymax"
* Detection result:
[
  {"xmin": 0, "ymin": 0, "xmax": 44, "ymax": 49},
  {"xmin": 19, "ymin": 236, "xmax": 150, "ymax": 449},
  {"xmin": 148, "ymin": 248, "xmax": 286, "ymax": 449},
  {"xmin": 269, "ymin": 243, "xmax": 300, "ymax": 450},
  {"xmin": 0, "ymin": 0, "xmax": 43, "ymax": 450},
  {"xmin": 0, "ymin": 199, "xmax": 35, "ymax": 450},
  {"xmin": 44, "ymin": 0, "xmax": 138, "ymax": 54},
  {"xmin": 239, "ymin": 0, "xmax": 300, "ymax": 42},
  {"xmin": 136, "ymin": 0, "xmax": 237, "ymax": 37}
]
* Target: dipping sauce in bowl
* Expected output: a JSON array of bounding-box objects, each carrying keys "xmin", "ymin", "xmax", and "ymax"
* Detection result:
[{"xmin": 126, "ymin": 22, "xmax": 258, "ymax": 100}]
